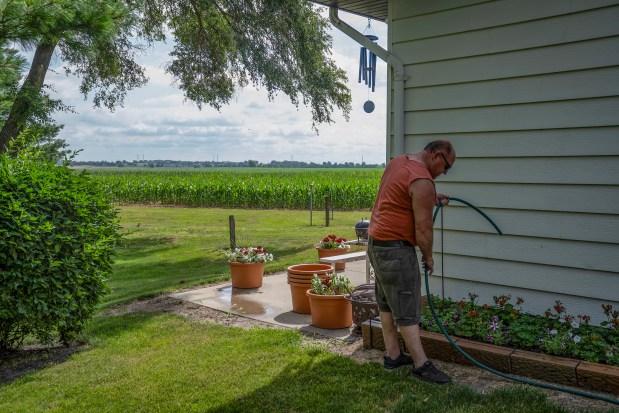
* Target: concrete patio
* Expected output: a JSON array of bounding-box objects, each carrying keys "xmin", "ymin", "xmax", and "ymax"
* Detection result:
[{"xmin": 170, "ymin": 259, "xmax": 370, "ymax": 340}]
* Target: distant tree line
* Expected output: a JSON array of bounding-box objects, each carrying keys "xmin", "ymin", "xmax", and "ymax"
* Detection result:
[{"xmin": 70, "ymin": 159, "xmax": 386, "ymax": 169}]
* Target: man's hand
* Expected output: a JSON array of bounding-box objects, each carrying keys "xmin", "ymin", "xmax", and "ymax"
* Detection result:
[
  {"xmin": 422, "ymin": 256, "xmax": 434, "ymax": 274},
  {"xmin": 436, "ymin": 193, "xmax": 450, "ymax": 207}
]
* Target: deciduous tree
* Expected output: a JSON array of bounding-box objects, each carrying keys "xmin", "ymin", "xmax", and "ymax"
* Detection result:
[{"xmin": 0, "ymin": 0, "xmax": 351, "ymax": 154}]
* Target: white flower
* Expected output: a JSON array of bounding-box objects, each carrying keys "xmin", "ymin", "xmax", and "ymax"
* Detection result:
[
  {"xmin": 549, "ymin": 329, "xmax": 558, "ymax": 338},
  {"xmin": 572, "ymin": 335, "xmax": 581, "ymax": 343},
  {"xmin": 571, "ymin": 320, "xmax": 579, "ymax": 329},
  {"xmin": 606, "ymin": 351, "xmax": 614, "ymax": 358}
]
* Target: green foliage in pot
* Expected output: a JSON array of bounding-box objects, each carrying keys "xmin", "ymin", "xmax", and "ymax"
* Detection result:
[
  {"xmin": 0, "ymin": 141, "xmax": 121, "ymax": 350},
  {"xmin": 315, "ymin": 234, "xmax": 349, "ymax": 249},
  {"xmin": 310, "ymin": 273, "xmax": 353, "ymax": 295},
  {"xmin": 226, "ymin": 246, "xmax": 273, "ymax": 263}
]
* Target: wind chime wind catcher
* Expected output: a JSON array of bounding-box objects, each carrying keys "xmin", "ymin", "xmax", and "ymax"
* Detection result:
[{"xmin": 358, "ymin": 19, "xmax": 378, "ymax": 113}]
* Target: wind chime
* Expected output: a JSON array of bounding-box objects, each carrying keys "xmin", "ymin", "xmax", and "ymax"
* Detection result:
[{"xmin": 358, "ymin": 19, "xmax": 378, "ymax": 113}]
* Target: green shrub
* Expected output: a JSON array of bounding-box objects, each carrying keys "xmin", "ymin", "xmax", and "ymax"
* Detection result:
[{"xmin": 0, "ymin": 150, "xmax": 121, "ymax": 350}]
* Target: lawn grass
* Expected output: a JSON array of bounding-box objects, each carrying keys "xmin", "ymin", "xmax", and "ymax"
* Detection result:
[
  {"xmin": 0, "ymin": 207, "xmax": 610, "ymax": 412},
  {"xmin": 107, "ymin": 206, "xmax": 370, "ymax": 308},
  {"xmin": 0, "ymin": 312, "xmax": 570, "ymax": 413}
]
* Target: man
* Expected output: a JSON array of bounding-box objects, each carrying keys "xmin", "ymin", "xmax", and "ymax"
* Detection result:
[{"xmin": 367, "ymin": 140, "xmax": 455, "ymax": 384}]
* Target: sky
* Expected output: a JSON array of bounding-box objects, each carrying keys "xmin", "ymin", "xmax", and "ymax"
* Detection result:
[{"xmin": 43, "ymin": 8, "xmax": 388, "ymax": 165}]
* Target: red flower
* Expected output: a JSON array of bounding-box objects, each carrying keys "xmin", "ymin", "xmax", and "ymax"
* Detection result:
[{"xmin": 322, "ymin": 237, "xmax": 330, "ymax": 243}]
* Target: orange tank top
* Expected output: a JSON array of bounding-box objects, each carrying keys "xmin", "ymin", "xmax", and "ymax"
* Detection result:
[{"xmin": 368, "ymin": 155, "xmax": 435, "ymax": 246}]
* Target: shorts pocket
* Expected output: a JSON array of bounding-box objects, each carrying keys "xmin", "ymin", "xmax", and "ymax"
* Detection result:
[{"xmin": 374, "ymin": 257, "xmax": 401, "ymax": 286}]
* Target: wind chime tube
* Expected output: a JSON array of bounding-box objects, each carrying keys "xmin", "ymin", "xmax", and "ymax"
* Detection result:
[
  {"xmin": 358, "ymin": 47, "xmax": 366, "ymax": 83},
  {"xmin": 371, "ymin": 52, "xmax": 377, "ymax": 92}
]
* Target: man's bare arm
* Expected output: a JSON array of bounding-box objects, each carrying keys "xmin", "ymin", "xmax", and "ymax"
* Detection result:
[{"xmin": 410, "ymin": 179, "xmax": 436, "ymax": 273}]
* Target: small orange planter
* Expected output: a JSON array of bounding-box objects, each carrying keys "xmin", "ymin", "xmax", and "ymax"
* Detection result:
[
  {"xmin": 315, "ymin": 248, "xmax": 347, "ymax": 270},
  {"xmin": 288, "ymin": 282, "xmax": 312, "ymax": 314},
  {"xmin": 306, "ymin": 290, "xmax": 353, "ymax": 329},
  {"xmin": 229, "ymin": 262, "xmax": 265, "ymax": 289}
]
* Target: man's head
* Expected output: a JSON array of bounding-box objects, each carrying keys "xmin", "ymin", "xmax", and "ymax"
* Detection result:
[{"xmin": 424, "ymin": 140, "xmax": 455, "ymax": 178}]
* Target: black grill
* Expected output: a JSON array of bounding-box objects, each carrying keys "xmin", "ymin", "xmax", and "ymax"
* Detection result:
[{"xmin": 354, "ymin": 218, "xmax": 370, "ymax": 241}]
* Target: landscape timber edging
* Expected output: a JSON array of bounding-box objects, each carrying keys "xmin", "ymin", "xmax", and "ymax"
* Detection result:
[{"xmin": 361, "ymin": 318, "xmax": 619, "ymax": 396}]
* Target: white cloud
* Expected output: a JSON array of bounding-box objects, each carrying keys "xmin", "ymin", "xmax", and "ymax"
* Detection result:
[{"xmin": 43, "ymin": 10, "xmax": 388, "ymax": 164}]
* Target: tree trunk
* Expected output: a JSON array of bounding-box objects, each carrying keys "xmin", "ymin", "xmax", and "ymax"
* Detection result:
[{"xmin": 0, "ymin": 40, "xmax": 57, "ymax": 154}]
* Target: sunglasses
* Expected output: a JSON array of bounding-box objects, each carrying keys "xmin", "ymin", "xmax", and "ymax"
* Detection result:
[{"xmin": 438, "ymin": 152, "xmax": 451, "ymax": 171}]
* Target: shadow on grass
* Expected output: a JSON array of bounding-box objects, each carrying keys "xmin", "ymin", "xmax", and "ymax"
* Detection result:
[
  {"xmin": 212, "ymin": 351, "xmax": 557, "ymax": 413},
  {"xmin": 0, "ymin": 312, "xmax": 165, "ymax": 387},
  {"xmin": 1, "ymin": 312, "xmax": 566, "ymax": 412},
  {"xmin": 0, "ymin": 345, "xmax": 85, "ymax": 386}
]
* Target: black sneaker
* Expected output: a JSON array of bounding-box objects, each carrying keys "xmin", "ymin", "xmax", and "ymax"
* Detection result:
[
  {"xmin": 383, "ymin": 352, "xmax": 414, "ymax": 370},
  {"xmin": 411, "ymin": 361, "xmax": 451, "ymax": 384}
]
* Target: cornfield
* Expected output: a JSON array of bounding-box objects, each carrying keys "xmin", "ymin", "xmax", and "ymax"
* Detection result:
[{"xmin": 87, "ymin": 168, "xmax": 383, "ymax": 210}]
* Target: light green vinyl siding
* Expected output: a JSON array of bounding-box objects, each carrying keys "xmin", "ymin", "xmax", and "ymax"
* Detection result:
[{"xmin": 388, "ymin": 0, "xmax": 619, "ymax": 320}]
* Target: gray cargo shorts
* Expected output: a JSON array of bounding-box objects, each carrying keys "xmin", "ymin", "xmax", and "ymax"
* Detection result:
[{"xmin": 367, "ymin": 238, "xmax": 422, "ymax": 326}]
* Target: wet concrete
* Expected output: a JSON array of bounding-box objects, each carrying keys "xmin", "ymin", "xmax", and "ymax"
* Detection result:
[{"xmin": 170, "ymin": 259, "xmax": 369, "ymax": 340}]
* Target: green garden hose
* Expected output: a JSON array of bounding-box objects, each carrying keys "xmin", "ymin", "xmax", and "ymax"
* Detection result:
[{"xmin": 425, "ymin": 198, "xmax": 618, "ymax": 405}]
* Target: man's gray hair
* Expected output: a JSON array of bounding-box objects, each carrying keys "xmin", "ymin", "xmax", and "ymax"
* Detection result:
[{"xmin": 424, "ymin": 140, "xmax": 453, "ymax": 155}]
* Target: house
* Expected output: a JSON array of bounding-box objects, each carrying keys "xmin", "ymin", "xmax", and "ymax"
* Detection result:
[{"xmin": 312, "ymin": 0, "xmax": 619, "ymax": 322}]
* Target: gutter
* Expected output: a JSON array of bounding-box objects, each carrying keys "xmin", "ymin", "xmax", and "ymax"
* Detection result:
[{"xmin": 328, "ymin": 7, "xmax": 408, "ymax": 159}]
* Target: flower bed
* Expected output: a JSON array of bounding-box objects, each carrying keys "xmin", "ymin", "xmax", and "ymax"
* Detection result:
[{"xmin": 419, "ymin": 293, "xmax": 618, "ymax": 367}]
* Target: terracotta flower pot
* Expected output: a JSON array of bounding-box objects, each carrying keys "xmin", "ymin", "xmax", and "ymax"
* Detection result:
[
  {"xmin": 228, "ymin": 261, "xmax": 265, "ymax": 289},
  {"xmin": 287, "ymin": 273, "xmax": 328, "ymax": 283},
  {"xmin": 306, "ymin": 289, "xmax": 353, "ymax": 329},
  {"xmin": 315, "ymin": 248, "xmax": 347, "ymax": 270},
  {"xmin": 287, "ymin": 264, "xmax": 334, "ymax": 314},
  {"xmin": 288, "ymin": 282, "xmax": 312, "ymax": 314},
  {"xmin": 287, "ymin": 263, "xmax": 334, "ymax": 275},
  {"xmin": 286, "ymin": 276, "xmax": 312, "ymax": 284}
]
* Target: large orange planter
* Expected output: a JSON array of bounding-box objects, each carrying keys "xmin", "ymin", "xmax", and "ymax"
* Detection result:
[
  {"xmin": 306, "ymin": 290, "xmax": 353, "ymax": 329},
  {"xmin": 315, "ymin": 248, "xmax": 348, "ymax": 270},
  {"xmin": 229, "ymin": 261, "xmax": 265, "ymax": 288},
  {"xmin": 287, "ymin": 264, "xmax": 334, "ymax": 314}
]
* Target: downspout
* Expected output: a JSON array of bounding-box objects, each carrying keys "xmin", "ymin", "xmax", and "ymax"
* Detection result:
[{"xmin": 329, "ymin": 7, "xmax": 408, "ymax": 159}]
